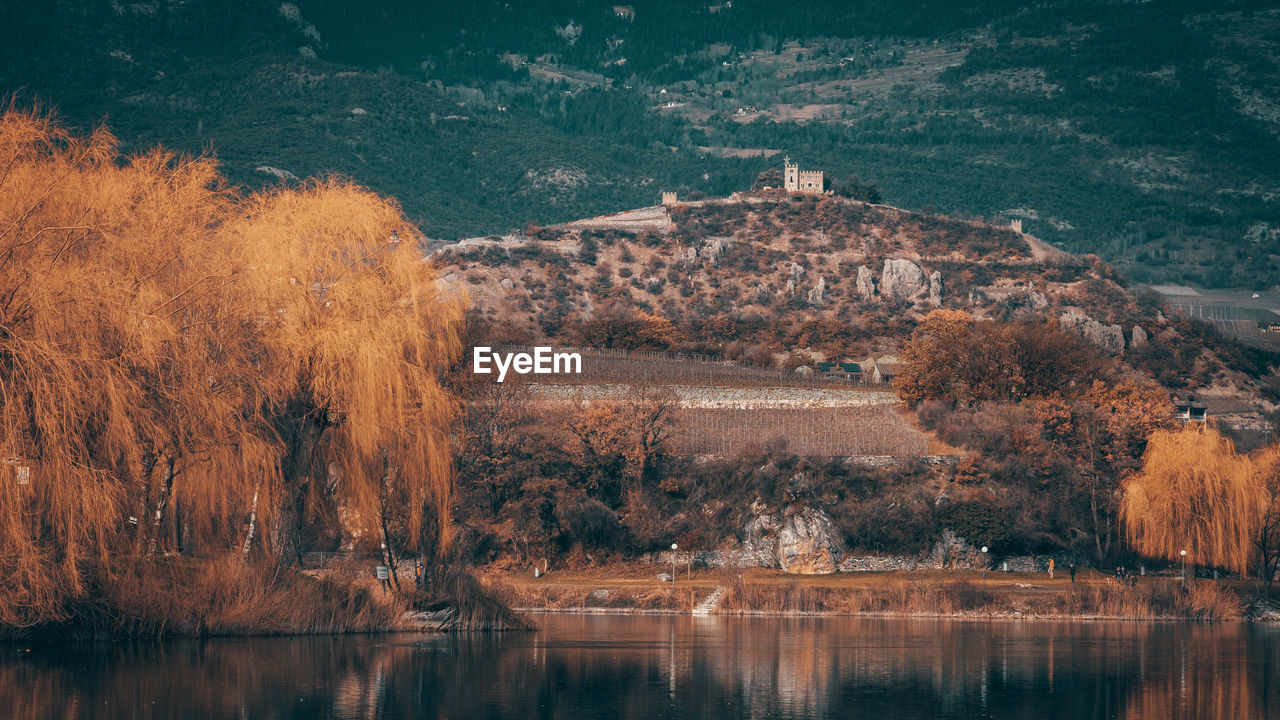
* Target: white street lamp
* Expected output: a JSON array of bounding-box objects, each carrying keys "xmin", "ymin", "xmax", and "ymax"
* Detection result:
[
  {"xmin": 671, "ymin": 543, "xmax": 678, "ymax": 584},
  {"xmin": 981, "ymin": 546, "xmax": 989, "ymax": 583},
  {"xmin": 1180, "ymin": 549, "xmax": 1187, "ymax": 582}
]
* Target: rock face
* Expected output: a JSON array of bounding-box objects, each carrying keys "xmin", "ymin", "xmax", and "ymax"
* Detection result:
[
  {"xmin": 929, "ymin": 271, "xmax": 943, "ymax": 306},
  {"xmin": 742, "ymin": 503, "xmax": 781, "ymax": 566},
  {"xmin": 929, "ymin": 528, "xmax": 986, "ymax": 569},
  {"xmin": 807, "ymin": 276, "xmax": 827, "ymax": 305},
  {"xmin": 1131, "ymin": 325, "xmax": 1148, "ymax": 349},
  {"xmin": 1060, "ymin": 309, "xmax": 1126, "ymax": 354},
  {"xmin": 856, "ymin": 265, "xmax": 878, "ymax": 300},
  {"xmin": 880, "ymin": 258, "xmax": 927, "ymax": 301},
  {"xmin": 499, "ymin": 277, "xmax": 514, "ymax": 290},
  {"xmin": 776, "ymin": 507, "xmax": 844, "ymax": 574}
]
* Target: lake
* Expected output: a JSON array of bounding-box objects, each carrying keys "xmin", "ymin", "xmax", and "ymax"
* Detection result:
[{"xmin": 5, "ymin": 615, "xmax": 1279, "ymax": 719}]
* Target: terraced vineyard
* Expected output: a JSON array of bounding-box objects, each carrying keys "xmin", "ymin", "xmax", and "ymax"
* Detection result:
[{"xmin": 670, "ymin": 405, "xmax": 928, "ymax": 457}]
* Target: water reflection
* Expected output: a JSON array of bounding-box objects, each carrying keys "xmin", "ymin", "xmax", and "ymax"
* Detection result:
[{"xmin": 2, "ymin": 616, "xmax": 1277, "ymax": 719}]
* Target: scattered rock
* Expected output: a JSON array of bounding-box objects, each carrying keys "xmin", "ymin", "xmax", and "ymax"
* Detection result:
[
  {"xmin": 807, "ymin": 276, "xmax": 827, "ymax": 305},
  {"xmin": 788, "ymin": 262, "xmax": 806, "ymax": 283},
  {"xmin": 590, "ymin": 589, "xmax": 611, "ymax": 600},
  {"xmin": 657, "ymin": 572, "xmax": 673, "ymax": 582},
  {"xmin": 880, "ymin": 258, "xmax": 928, "ymax": 301},
  {"xmin": 351, "ymin": 107, "xmax": 367, "ymax": 115},
  {"xmin": 499, "ymin": 278, "xmax": 514, "ymax": 290},
  {"xmin": 855, "ymin": 265, "xmax": 878, "ymax": 300},
  {"xmin": 1017, "ymin": 283, "xmax": 1048, "ymax": 310},
  {"xmin": 255, "ymin": 166, "xmax": 299, "ymax": 182},
  {"xmin": 777, "ymin": 507, "xmax": 844, "ymax": 575},
  {"xmin": 929, "ymin": 271, "xmax": 943, "ymax": 306},
  {"xmin": 706, "ymin": 237, "xmax": 729, "ymax": 265}
]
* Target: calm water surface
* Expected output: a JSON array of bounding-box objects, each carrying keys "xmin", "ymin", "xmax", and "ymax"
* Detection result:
[{"xmin": 5, "ymin": 615, "xmax": 1279, "ymax": 719}]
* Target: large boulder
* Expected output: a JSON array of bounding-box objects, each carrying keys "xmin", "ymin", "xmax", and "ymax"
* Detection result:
[
  {"xmin": 929, "ymin": 271, "xmax": 943, "ymax": 307},
  {"xmin": 880, "ymin": 258, "xmax": 928, "ymax": 301},
  {"xmin": 777, "ymin": 507, "xmax": 844, "ymax": 574}
]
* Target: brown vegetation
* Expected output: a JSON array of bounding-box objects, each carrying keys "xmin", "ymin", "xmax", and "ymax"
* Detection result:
[
  {"xmin": 0, "ymin": 107, "xmax": 463, "ymax": 632},
  {"xmin": 1122, "ymin": 426, "xmax": 1269, "ymax": 576}
]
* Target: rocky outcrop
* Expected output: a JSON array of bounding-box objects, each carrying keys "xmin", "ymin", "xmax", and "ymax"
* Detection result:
[
  {"xmin": 929, "ymin": 528, "xmax": 987, "ymax": 569},
  {"xmin": 856, "ymin": 265, "xmax": 878, "ymax": 300},
  {"xmin": 706, "ymin": 237, "xmax": 729, "ymax": 265},
  {"xmin": 929, "ymin": 271, "xmax": 943, "ymax": 307},
  {"xmin": 807, "ymin": 276, "xmax": 827, "ymax": 305},
  {"xmin": 776, "ymin": 507, "xmax": 844, "ymax": 574},
  {"xmin": 1131, "ymin": 325, "xmax": 1148, "ymax": 349},
  {"xmin": 788, "ymin": 261, "xmax": 805, "ymax": 282},
  {"xmin": 1060, "ymin": 309, "xmax": 1125, "ymax": 354},
  {"xmin": 880, "ymin": 258, "xmax": 927, "ymax": 301}
]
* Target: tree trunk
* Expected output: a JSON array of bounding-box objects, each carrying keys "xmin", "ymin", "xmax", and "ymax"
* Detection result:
[
  {"xmin": 242, "ymin": 487, "xmax": 260, "ymax": 557},
  {"xmin": 147, "ymin": 456, "xmax": 176, "ymax": 558}
]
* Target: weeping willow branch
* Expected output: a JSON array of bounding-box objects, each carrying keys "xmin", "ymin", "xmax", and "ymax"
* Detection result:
[
  {"xmin": 0, "ymin": 106, "xmax": 465, "ymax": 628},
  {"xmin": 1121, "ymin": 425, "xmax": 1269, "ymax": 575}
]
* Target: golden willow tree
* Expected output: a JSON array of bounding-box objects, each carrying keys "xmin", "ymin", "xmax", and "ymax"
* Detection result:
[
  {"xmin": 1121, "ymin": 425, "xmax": 1268, "ymax": 576},
  {"xmin": 0, "ymin": 106, "xmax": 463, "ymax": 626}
]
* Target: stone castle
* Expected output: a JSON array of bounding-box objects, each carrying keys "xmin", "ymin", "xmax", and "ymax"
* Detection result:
[{"xmin": 784, "ymin": 157, "xmax": 824, "ymax": 194}]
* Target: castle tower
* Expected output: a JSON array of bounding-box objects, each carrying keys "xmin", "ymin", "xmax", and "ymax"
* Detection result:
[
  {"xmin": 784, "ymin": 156, "xmax": 799, "ymax": 192},
  {"xmin": 661, "ymin": 191, "xmax": 677, "ymax": 205},
  {"xmin": 1011, "ymin": 219, "xmax": 1023, "ymax": 234}
]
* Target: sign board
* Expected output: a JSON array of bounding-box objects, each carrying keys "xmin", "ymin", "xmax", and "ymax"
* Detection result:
[
  {"xmin": 15, "ymin": 466, "xmax": 30, "ymax": 485},
  {"xmin": 375, "ymin": 565, "xmax": 389, "ymax": 580}
]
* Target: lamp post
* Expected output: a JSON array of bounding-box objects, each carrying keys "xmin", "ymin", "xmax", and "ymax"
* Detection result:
[
  {"xmin": 1180, "ymin": 549, "xmax": 1187, "ymax": 583},
  {"xmin": 671, "ymin": 543, "xmax": 678, "ymax": 584},
  {"xmin": 981, "ymin": 546, "xmax": 989, "ymax": 584}
]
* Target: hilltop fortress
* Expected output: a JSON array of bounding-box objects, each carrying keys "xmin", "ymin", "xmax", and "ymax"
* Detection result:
[{"xmin": 784, "ymin": 157, "xmax": 824, "ymax": 194}]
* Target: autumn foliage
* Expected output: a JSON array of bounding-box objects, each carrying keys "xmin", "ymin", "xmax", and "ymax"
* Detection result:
[
  {"xmin": 894, "ymin": 309, "xmax": 1103, "ymax": 406},
  {"xmin": 1122, "ymin": 425, "xmax": 1268, "ymax": 575},
  {"xmin": 0, "ymin": 107, "xmax": 463, "ymax": 628}
]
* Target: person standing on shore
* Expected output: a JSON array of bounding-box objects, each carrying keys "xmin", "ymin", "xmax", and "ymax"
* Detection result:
[
  {"xmin": 1069, "ymin": 562, "xmax": 1077, "ymax": 583},
  {"xmin": 1048, "ymin": 558, "xmax": 1054, "ymax": 579}
]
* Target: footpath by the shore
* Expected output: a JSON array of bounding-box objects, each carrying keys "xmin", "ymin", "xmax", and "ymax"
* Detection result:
[{"xmin": 484, "ymin": 564, "xmax": 1280, "ymax": 622}]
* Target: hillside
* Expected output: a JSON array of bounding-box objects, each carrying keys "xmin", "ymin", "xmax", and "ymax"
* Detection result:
[
  {"xmin": 438, "ymin": 192, "xmax": 1277, "ymax": 399},
  {"xmin": 444, "ymin": 195, "xmax": 1280, "ymax": 572},
  {"xmin": 5, "ymin": 1, "xmax": 1279, "ymax": 287}
]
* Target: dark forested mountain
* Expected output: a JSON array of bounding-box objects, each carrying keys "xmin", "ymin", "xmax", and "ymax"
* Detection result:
[{"xmin": 4, "ymin": 0, "xmax": 1279, "ymax": 287}]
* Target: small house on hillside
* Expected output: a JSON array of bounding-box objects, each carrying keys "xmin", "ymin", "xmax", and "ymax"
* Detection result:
[
  {"xmin": 1174, "ymin": 393, "xmax": 1264, "ymax": 429},
  {"xmin": 872, "ymin": 359, "xmax": 901, "ymax": 384},
  {"xmin": 1173, "ymin": 395, "xmax": 1207, "ymax": 422}
]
